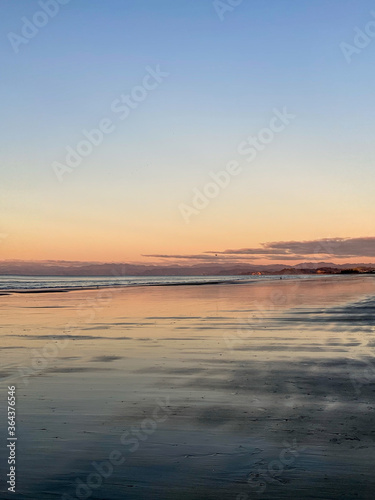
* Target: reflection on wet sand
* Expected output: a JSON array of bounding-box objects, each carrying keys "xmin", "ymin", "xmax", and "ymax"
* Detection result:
[{"xmin": 0, "ymin": 276, "xmax": 375, "ymax": 499}]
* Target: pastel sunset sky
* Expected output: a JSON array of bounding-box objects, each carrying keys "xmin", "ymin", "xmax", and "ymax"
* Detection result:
[{"xmin": 1, "ymin": 0, "xmax": 374, "ymax": 265}]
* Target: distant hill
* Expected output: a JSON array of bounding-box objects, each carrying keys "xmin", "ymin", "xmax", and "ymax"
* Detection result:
[{"xmin": 0, "ymin": 260, "xmax": 374, "ymax": 276}]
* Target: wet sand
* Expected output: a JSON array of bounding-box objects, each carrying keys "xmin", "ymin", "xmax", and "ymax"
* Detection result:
[{"xmin": 1, "ymin": 276, "xmax": 375, "ymax": 499}]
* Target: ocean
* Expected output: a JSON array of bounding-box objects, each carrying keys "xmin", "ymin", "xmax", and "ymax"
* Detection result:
[{"xmin": 0, "ymin": 274, "xmax": 338, "ymax": 291}]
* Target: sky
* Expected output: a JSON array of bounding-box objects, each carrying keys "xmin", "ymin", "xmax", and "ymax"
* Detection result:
[{"xmin": 1, "ymin": 0, "xmax": 375, "ymax": 265}]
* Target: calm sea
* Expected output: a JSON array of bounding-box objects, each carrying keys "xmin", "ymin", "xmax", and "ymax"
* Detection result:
[{"xmin": 0, "ymin": 274, "xmax": 336, "ymax": 291}]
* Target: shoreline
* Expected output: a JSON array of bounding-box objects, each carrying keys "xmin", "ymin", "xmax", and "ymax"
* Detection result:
[{"xmin": 0, "ymin": 273, "xmax": 368, "ymax": 295}]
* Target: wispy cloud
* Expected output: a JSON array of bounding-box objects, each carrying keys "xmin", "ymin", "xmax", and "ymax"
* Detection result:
[
  {"xmin": 144, "ymin": 237, "xmax": 375, "ymax": 263},
  {"xmin": 142, "ymin": 254, "xmax": 259, "ymax": 261},
  {"xmin": 208, "ymin": 237, "xmax": 375, "ymax": 259}
]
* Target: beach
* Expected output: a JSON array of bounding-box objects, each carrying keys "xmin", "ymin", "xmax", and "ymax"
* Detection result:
[{"xmin": 1, "ymin": 275, "xmax": 375, "ymax": 499}]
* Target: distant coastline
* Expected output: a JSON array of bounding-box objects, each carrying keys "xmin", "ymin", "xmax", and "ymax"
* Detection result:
[{"xmin": 0, "ymin": 260, "xmax": 374, "ymax": 277}]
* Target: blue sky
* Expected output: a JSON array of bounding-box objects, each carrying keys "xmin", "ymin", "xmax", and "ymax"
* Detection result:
[{"xmin": 1, "ymin": 0, "xmax": 374, "ymax": 262}]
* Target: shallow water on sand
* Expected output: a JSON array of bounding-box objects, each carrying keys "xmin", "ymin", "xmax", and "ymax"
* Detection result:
[
  {"xmin": 0, "ymin": 274, "xmax": 317, "ymax": 292},
  {"xmin": 1, "ymin": 276, "xmax": 375, "ymax": 499}
]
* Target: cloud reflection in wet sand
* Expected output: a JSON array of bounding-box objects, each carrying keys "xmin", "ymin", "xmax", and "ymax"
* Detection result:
[{"xmin": 0, "ymin": 277, "xmax": 375, "ymax": 498}]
